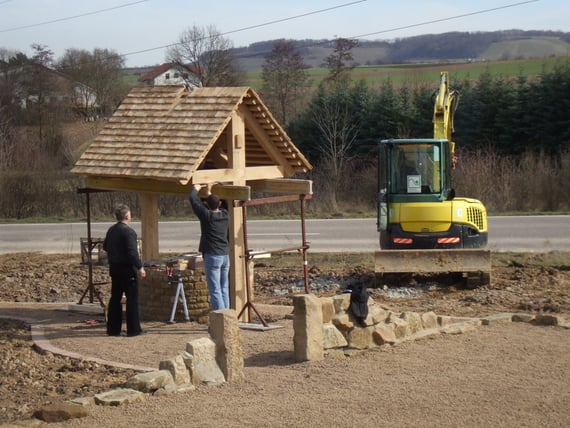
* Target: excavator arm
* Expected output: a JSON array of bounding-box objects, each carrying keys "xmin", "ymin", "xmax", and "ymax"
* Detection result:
[{"xmin": 433, "ymin": 71, "xmax": 459, "ymax": 165}]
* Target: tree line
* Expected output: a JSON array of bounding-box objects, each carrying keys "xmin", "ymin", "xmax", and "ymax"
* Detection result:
[{"xmin": 0, "ymin": 34, "xmax": 569, "ymax": 220}]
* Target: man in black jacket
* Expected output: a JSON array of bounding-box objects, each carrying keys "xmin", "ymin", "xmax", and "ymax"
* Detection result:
[{"xmin": 103, "ymin": 204, "xmax": 146, "ymax": 337}]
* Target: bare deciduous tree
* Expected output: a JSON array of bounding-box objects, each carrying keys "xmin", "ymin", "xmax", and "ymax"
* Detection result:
[
  {"xmin": 311, "ymin": 91, "xmax": 360, "ymax": 210},
  {"xmin": 167, "ymin": 24, "xmax": 242, "ymax": 87},
  {"xmin": 261, "ymin": 39, "xmax": 308, "ymax": 124},
  {"xmin": 57, "ymin": 48, "xmax": 127, "ymax": 117}
]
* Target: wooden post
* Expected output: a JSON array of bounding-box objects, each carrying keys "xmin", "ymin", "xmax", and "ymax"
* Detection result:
[
  {"xmin": 140, "ymin": 193, "xmax": 159, "ymax": 261},
  {"xmin": 228, "ymin": 110, "xmax": 247, "ymax": 320}
]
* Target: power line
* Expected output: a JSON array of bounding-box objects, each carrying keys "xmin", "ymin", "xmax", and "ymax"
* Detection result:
[
  {"xmin": 351, "ymin": 0, "xmax": 540, "ymax": 40},
  {"xmin": 0, "ymin": 0, "xmax": 148, "ymax": 33},
  {"xmin": 121, "ymin": 0, "xmax": 368, "ymax": 59}
]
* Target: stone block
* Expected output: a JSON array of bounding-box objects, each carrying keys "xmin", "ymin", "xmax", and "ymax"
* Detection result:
[
  {"xmin": 373, "ymin": 323, "xmax": 396, "ymax": 345},
  {"xmin": 94, "ymin": 388, "xmax": 146, "ymax": 406},
  {"xmin": 421, "ymin": 311, "xmax": 438, "ymax": 329},
  {"xmin": 186, "ymin": 337, "xmax": 225, "ymax": 385},
  {"xmin": 534, "ymin": 314, "xmax": 565, "ymax": 326},
  {"xmin": 321, "ymin": 297, "xmax": 335, "ymax": 323},
  {"xmin": 159, "ymin": 354, "xmax": 191, "ymax": 385},
  {"xmin": 332, "ymin": 294, "xmax": 350, "ymax": 314},
  {"xmin": 323, "ymin": 323, "xmax": 348, "ymax": 349},
  {"xmin": 34, "ymin": 403, "xmax": 89, "ymax": 422},
  {"xmin": 293, "ymin": 294, "xmax": 324, "ymax": 362},
  {"xmin": 332, "ymin": 313, "xmax": 354, "ymax": 331},
  {"xmin": 482, "ymin": 313, "xmax": 513, "ymax": 326},
  {"xmin": 347, "ymin": 326, "xmax": 374, "ymax": 350},
  {"xmin": 401, "ymin": 311, "xmax": 423, "ymax": 334},
  {"xmin": 125, "ymin": 370, "xmax": 174, "ymax": 393},
  {"xmin": 210, "ymin": 309, "xmax": 244, "ymax": 382}
]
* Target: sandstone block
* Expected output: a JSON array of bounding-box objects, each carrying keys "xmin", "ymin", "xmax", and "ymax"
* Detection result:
[
  {"xmin": 125, "ymin": 370, "xmax": 174, "ymax": 393},
  {"xmin": 373, "ymin": 323, "xmax": 397, "ymax": 345},
  {"xmin": 159, "ymin": 354, "xmax": 191, "ymax": 385},
  {"xmin": 293, "ymin": 294, "xmax": 324, "ymax": 362},
  {"xmin": 94, "ymin": 388, "xmax": 146, "ymax": 406},
  {"xmin": 321, "ymin": 297, "xmax": 335, "ymax": 323},
  {"xmin": 34, "ymin": 403, "xmax": 89, "ymax": 422},
  {"xmin": 323, "ymin": 323, "xmax": 348, "ymax": 349},
  {"xmin": 210, "ymin": 309, "xmax": 244, "ymax": 382}
]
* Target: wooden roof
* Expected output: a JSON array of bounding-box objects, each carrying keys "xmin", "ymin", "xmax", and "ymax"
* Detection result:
[{"xmin": 71, "ymin": 85, "xmax": 312, "ymax": 186}]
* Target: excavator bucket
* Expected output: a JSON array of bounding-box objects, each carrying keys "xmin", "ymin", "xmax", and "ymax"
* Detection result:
[{"xmin": 374, "ymin": 249, "xmax": 491, "ymax": 286}]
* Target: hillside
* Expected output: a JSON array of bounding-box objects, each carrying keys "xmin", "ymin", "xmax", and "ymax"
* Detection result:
[{"xmin": 233, "ymin": 30, "xmax": 570, "ymax": 71}]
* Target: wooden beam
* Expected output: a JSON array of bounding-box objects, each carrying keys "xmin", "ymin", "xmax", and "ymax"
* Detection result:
[
  {"xmin": 248, "ymin": 178, "xmax": 313, "ymax": 195},
  {"xmin": 85, "ymin": 176, "xmax": 250, "ymax": 200},
  {"xmin": 140, "ymin": 193, "xmax": 159, "ymax": 261},
  {"xmin": 85, "ymin": 176, "xmax": 191, "ymax": 195},
  {"xmin": 193, "ymin": 165, "xmax": 285, "ymax": 182},
  {"xmin": 194, "ymin": 184, "xmax": 251, "ymax": 201}
]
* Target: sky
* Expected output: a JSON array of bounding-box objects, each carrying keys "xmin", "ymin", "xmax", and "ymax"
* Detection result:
[{"xmin": 1, "ymin": 0, "xmax": 569, "ymax": 67}]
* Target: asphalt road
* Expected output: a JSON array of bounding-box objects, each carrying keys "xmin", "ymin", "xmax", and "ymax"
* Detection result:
[{"xmin": 0, "ymin": 216, "xmax": 568, "ymax": 255}]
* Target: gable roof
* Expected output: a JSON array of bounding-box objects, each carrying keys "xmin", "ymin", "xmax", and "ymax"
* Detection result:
[{"xmin": 71, "ymin": 85, "xmax": 312, "ymax": 186}]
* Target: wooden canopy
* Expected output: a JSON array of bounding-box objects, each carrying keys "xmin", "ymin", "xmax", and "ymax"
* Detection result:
[
  {"xmin": 71, "ymin": 85, "xmax": 312, "ymax": 194},
  {"xmin": 72, "ymin": 85, "xmax": 313, "ymax": 318}
]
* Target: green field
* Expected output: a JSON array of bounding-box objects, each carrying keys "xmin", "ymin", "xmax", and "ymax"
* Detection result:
[{"xmin": 244, "ymin": 56, "xmax": 570, "ymax": 89}]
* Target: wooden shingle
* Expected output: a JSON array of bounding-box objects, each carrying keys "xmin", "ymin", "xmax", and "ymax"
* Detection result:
[{"xmin": 72, "ymin": 85, "xmax": 312, "ymax": 188}]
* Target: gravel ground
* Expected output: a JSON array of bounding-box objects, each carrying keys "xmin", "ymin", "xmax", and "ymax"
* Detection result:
[{"xmin": 0, "ymin": 252, "xmax": 569, "ymax": 427}]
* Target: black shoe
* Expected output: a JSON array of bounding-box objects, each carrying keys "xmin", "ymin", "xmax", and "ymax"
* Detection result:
[
  {"xmin": 127, "ymin": 330, "xmax": 147, "ymax": 337},
  {"xmin": 107, "ymin": 332, "xmax": 121, "ymax": 337}
]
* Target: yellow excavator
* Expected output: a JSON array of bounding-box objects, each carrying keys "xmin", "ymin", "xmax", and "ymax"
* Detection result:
[{"xmin": 376, "ymin": 72, "xmax": 491, "ymax": 285}]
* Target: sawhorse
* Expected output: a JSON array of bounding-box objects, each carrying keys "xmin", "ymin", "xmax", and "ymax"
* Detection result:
[{"xmin": 167, "ymin": 272, "xmax": 190, "ymax": 324}]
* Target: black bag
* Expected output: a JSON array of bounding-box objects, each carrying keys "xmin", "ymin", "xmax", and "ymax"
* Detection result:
[{"xmin": 349, "ymin": 283, "xmax": 368, "ymax": 327}]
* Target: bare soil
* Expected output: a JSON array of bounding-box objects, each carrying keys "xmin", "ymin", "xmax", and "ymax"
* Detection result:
[{"xmin": 0, "ymin": 251, "xmax": 569, "ymax": 427}]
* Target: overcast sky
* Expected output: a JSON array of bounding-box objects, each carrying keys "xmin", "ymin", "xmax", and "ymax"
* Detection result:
[{"xmin": 1, "ymin": 0, "xmax": 568, "ymax": 67}]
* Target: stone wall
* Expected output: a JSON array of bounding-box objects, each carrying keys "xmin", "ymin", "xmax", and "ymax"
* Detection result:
[
  {"xmin": 139, "ymin": 256, "xmax": 210, "ymax": 323},
  {"xmin": 293, "ymin": 293, "xmax": 483, "ymax": 362}
]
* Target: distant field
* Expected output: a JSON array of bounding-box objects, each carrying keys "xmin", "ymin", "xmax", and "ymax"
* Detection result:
[{"xmin": 244, "ymin": 56, "xmax": 570, "ymax": 89}]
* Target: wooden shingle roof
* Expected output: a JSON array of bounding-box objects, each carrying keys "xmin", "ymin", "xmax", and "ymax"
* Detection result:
[{"xmin": 71, "ymin": 85, "xmax": 312, "ymax": 186}]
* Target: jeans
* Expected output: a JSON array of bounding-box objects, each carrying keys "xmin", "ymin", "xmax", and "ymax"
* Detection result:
[{"xmin": 203, "ymin": 253, "xmax": 230, "ymax": 310}]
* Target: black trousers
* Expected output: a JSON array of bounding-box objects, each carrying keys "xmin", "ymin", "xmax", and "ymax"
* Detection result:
[{"xmin": 107, "ymin": 266, "xmax": 142, "ymax": 336}]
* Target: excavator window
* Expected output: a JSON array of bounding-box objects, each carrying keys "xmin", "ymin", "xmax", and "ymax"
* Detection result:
[{"xmin": 391, "ymin": 145, "xmax": 441, "ymax": 194}]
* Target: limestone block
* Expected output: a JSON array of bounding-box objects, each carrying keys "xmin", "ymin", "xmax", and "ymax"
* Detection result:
[
  {"xmin": 421, "ymin": 311, "xmax": 438, "ymax": 329},
  {"xmin": 370, "ymin": 305, "xmax": 390, "ymax": 324},
  {"xmin": 482, "ymin": 313, "xmax": 513, "ymax": 326},
  {"xmin": 347, "ymin": 326, "xmax": 375, "ymax": 350},
  {"xmin": 438, "ymin": 315, "xmax": 453, "ymax": 327},
  {"xmin": 512, "ymin": 313, "xmax": 536, "ymax": 323},
  {"xmin": 332, "ymin": 313, "xmax": 354, "ymax": 331},
  {"xmin": 210, "ymin": 309, "xmax": 244, "ymax": 382},
  {"xmin": 159, "ymin": 354, "xmax": 191, "ymax": 385},
  {"xmin": 442, "ymin": 320, "xmax": 480, "ymax": 335},
  {"xmin": 534, "ymin": 314, "xmax": 565, "ymax": 326},
  {"xmin": 125, "ymin": 370, "xmax": 174, "ymax": 393},
  {"xmin": 323, "ymin": 323, "xmax": 348, "ymax": 349},
  {"xmin": 389, "ymin": 317, "xmax": 409, "ymax": 339},
  {"xmin": 94, "ymin": 388, "xmax": 146, "ymax": 406},
  {"xmin": 34, "ymin": 403, "xmax": 89, "ymax": 422},
  {"xmin": 293, "ymin": 294, "xmax": 324, "ymax": 362},
  {"xmin": 373, "ymin": 323, "xmax": 396, "ymax": 345},
  {"xmin": 186, "ymin": 337, "xmax": 225, "ymax": 385},
  {"xmin": 401, "ymin": 311, "xmax": 423, "ymax": 334},
  {"xmin": 321, "ymin": 297, "xmax": 335, "ymax": 323},
  {"xmin": 332, "ymin": 294, "xmax": 350, "ymax": 314}
]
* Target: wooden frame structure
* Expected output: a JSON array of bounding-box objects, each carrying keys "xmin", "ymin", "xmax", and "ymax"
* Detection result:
[{"xmin": 71, "ymin": 85, "xmax": 313, "ymax": 317}]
